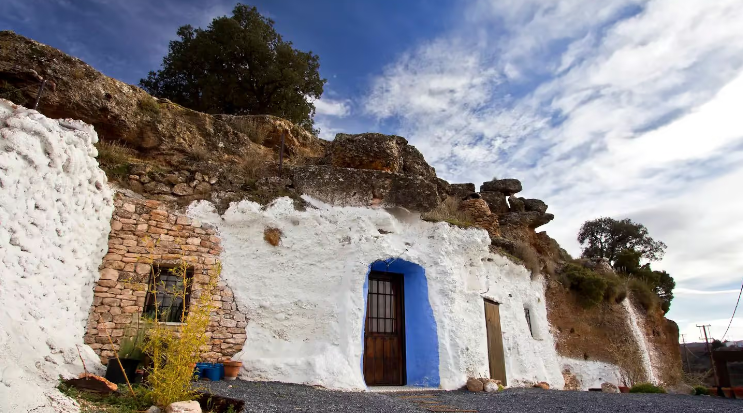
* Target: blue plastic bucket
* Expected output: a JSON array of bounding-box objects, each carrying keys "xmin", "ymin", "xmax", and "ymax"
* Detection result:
[
  {"xmin": 194, "ymin": 362, "xmax": 212, "ymax": 379},
  {"xmin": 202, "ymin": 366, "xmax": 220, "ymax": 381},
  {"xmin": 214, "ymin": 363, "xmax": 225, "ymax": 380}
]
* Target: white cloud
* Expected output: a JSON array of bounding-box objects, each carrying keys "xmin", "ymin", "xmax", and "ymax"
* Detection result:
[
  {"xmin": 313, "ymin": 97, "xmax": 351, "ymax": 117},
  {"xmin": 364, "ymin": 0, "xmax": 743, "ymax": 340}
]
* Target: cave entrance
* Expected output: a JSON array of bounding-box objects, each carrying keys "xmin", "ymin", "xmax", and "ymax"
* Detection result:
[{"xmin": 363, "ymin": 271, "xmax": 406, "ymax": 386}]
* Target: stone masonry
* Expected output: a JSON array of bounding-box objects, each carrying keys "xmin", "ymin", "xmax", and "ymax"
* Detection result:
[{"xmin": 83, "ymin": 192, "xmax": 246, "ymax": 364}]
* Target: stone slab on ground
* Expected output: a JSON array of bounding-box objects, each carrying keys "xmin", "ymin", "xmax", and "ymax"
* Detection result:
[{"xmin": 203, "ymin": 381, "xmax": 743, "ymax": 413}]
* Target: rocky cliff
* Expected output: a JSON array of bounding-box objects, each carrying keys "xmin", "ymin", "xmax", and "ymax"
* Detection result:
[{"xmin": 0, "ymin": 31, "xmax": 683, "ymax": 388}]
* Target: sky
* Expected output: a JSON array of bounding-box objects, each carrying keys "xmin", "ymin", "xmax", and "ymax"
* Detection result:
[{"xmin": 3, "ymin": 0, "xmax": 743, "ymax": 342}]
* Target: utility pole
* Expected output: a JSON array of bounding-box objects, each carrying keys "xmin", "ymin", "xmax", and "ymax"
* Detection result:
[
  {"xmin": 698, "ymin": 324, "xmax": 721, "ymax": 396},
  {"xmin": 681, "ymin": 334, "xmax": 690, "ymax": 373}
]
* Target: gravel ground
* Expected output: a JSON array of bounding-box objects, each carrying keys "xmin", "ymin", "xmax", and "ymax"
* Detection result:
[{"xmin": 203, "ymin": 381, "xmax": 743, "ymax": 413}]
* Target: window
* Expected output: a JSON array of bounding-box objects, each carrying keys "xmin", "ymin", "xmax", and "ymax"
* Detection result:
[
  {"xmin": 366, "ymin": 277, "xmax": 398, "ymax": 334},
  {"xmin": 524, "ymin": 307, "xmax": 534, "ymax": 337},
  {"xmin": 143, "ymin": 265, "xmax": 193, "ymax": 323}
]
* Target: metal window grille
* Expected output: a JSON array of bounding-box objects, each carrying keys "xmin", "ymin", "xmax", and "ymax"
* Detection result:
[
  {"xmin": 366, "ymin": 279, "xmax": 396, "ymax": 333},
  {"xmin": 524, "ymin": 307, "xmax": 534, "ymax": 337},
  {"xmin": 143, "ymin": 266, "xmax": 193, "ymax": 323}
]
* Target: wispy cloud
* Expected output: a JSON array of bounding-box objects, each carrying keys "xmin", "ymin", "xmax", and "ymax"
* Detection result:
[
  {"xmin": 363, "ymin": 0, "xmax": 743, "ymax": 340},
  {"xmin": 313, "ymin": 97, "xmax": 351, "ymax": 117}
]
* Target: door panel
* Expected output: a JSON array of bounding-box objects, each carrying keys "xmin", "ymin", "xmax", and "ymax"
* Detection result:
[
  {"xmin": 364, "ymin": 272, "xmax": 405, "ymax": 385},
  {"xmin": 485, "ymin": 300, "xmax": 508, "ymax": 386}
]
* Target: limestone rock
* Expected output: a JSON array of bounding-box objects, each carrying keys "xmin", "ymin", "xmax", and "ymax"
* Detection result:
[
  {"xmin": 508, "ymin": 196, "xmax": 526, "ymax": 213},
  {"xmin": 480, "ymin": 191, "xmax": 509, "ymax": 214},
  {"xmin": 499, "ymin": 211, "xmax": 555, "ymax": 229},
  {"xmin": 327, "ymin": 133, "xmax": 435, "ymax": 178},
  {"xmin": 172, "ymin": 183, "xmax": 194, "ymax": 196},
  {"xmin": 146, "ymin": 406, "xmax": 162, "ymax": 413},
  {"xmin": 291, "ymin": 165, "xmax": 441, "ymax": 212},
  {"xmin": 523, "ymin": 198, "xmax": 548, "ymax": 214},
  {"xmin": 562, "ymin": 370, "xmax": 580, "ymax": 391},
  {"xmin": 143, "ymin": 182, "xmax": 171, "ymax": 194},
  {"xmin": 165, "ymin": 401, "xmax": 201, "ymax": 413},
  {"xmin": 481, "ymin": 178, "xmax": 522, "ymax": 195},
  {"xmin": 483, "ymin": 379, "xmax": 502, "ymax": 393},
  {"xmin": 450, "ymin": 183, "xmax": 476, "ymax": 199},
  {"xmin": 466, "ymin": 377, "xmax": 484, "ymax": 392},
  {"xmin": 601, "ymin": 382, "xmax": 619, "ymax": 393}
]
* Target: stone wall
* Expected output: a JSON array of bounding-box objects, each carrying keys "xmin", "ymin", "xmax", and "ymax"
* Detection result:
[{"xmin": 83, "ymin": 193, "xmax": 246, "ymax": 364}]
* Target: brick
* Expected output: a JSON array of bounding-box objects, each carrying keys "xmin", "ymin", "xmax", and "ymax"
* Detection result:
[
  {"xmin": 111, "ymin": 220, "xmax": 123, "ymax": 231},
  {"xmin": 122, "ymin": 257, "xmax": 139, "ymax": 263},
  {"xmin": 113, "ymin": 315, "xmax": 132, "ymax": 324},
  {"xmin": 109, "ymin": 307, "xmax": 122, "ymax": 315},
  {"xmin": 104, "ymin": 253, "xmax": 122, "ymax": 261},
  {"xmin": 122, "ymin": 239, "xmax": 137, "ymax": 247},
  {"xmin": 135, "ymin": 263, "xmax": 151, "ymax": 275},
  {"xmin": 160, "ymin": 234, "xmax": 175, "ymax": 242},
  {"xmin": 123, "ymin": 203, "xmax": 136, "ymax": 213},
  {"xmin": 100, "ymin": 268, "xmax": 119, "ymax": 281},
  {"xmin": 97, "ymin": 321, "xmax": 115, "ymax": 330},
  {"xmin": 208, "ymin": 235, "xmax": 220, "ymax": 244},
  {"xmin": 122, "ymin": 306, "xmax": 141, "ymax": 313},
  {"xmin": 98, "ymin": 279, "xmax": 118, "ymax": 288},
  {"xmin": 176, "ymin": 216, "xmax": 191, "ymax": 225},
  {"xmin": 102, "ymin": 298, "xmax": 120, "ymax": 306},
  {"xmin": 181, "ymin": 245, "xmax": 198, "ymax": 251},
  {"xmin": 119, "ymin": 218, "xmax": 137, "ymax": 225}
]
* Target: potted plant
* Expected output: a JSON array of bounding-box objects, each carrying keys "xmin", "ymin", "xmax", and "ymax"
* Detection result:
[
  {"xmin": 104, "ymin": 317, "xmax": 150, "ymax": 384},
  {"xmin": 223, "ymin": 359, "xmax": 243, "ymax": 380}
]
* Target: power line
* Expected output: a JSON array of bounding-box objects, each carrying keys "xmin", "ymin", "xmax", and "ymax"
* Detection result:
[{"xmin": 721, "ymin": 278, "xmax": 743, "ymax": 342}]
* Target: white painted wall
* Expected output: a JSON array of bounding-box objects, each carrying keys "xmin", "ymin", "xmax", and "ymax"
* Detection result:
[
  {"xmin": 0, "ymin": 100, "xmax": 114, "ymax": 412},
  {"xmin": 189, "ymin": 196, "xmax": 566, "ymax": 390},
  {"xmin": 561, "ymin": 358, "xmax": 622, "ymax": 390}
]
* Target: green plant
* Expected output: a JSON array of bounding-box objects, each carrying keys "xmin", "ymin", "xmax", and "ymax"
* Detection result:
[
  {"xmin": 58, "ymin": 381, "xmax": 152, "ymax": 413},
  {"xmin": 694, "ymin": 385, "xmax": 710, "ymax": 396},
  {"xmin": 629, "ymin": 279, "xmax": 658, "ymax": 312},
  {"xmin": 138, "ymin": 97, "xmax": 161, "ymax": 118},
  {"xmin": 421, "ymin": 197, "xmax": 474, "ymax": 228},
  {"xmin": 562, "ymin": 263, "xmax": 607, "ymax": 307},
  {"xmin": 96, "ymin": 141, "xmax": 134, "ymax": 167},
  {"xmin": 629, "ymin": 382, "xmax": 666, "ymax": 393},
  {"xmin": 118, "ymin": 317, "xmax": 151, "ymax": 360},
  {"xmin": 143, "ymin": 260, "xmax": 221, "ymax": 407},
  {"xmin": 0, "ymin": 81, "xmax": 28, "ymax": 106}
]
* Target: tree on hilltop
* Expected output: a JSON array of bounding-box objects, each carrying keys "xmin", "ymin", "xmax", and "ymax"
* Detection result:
[
  {"xmin": 577, "ymin": 217, "xmax": 667, "ymax": 265},
  {"xmin": 140, "ymin": 3, "xmax": 325, "ymax": 133}
]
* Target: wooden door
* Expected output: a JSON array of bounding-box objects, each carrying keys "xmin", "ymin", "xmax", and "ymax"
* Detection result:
[
  {"xmin": 363, "ymin": 272, "xmax": 405, "ymax": 386},
  {"xmin": 484, "ymin": 300, "xmax": 507, "ymax": 385}
]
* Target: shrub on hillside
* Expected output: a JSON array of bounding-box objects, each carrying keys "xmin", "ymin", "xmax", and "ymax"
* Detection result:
[
  {"xmin": 562, "ymin": 263, "xmax": 608, "ymax": 307},
  {"xmin": 629, "ymin": 279, "xmax": 658, "ymax": 312},
  {"xmin": 513, "ymin": 241, "xmax": 541, "ymax": 278},
  {"xmin": 421, "ymin": 197, "xmax": 474, "ymax": 228},
  {"xmin": 629, "ymin": 383, "xmax": 666, "ymax": 393}
]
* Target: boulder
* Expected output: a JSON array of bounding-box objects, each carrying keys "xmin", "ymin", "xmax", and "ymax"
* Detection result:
[
  {"xmin": 508, "ymin": 196, "xmax": 526, "ymax": 213},
  {"xmin": 291, "ymin": 165, "xmax": 441, "ymax": 212},
  {"xmin": 562, "ymin": 370, "xmax": 580, "ymax": 391},
  {"xmin": 146, "ymin": 407, "xmax": 162, "ymax": 413},
  {"xmin": 523, "ymin": 198, "xmax": 548, "ymax": 214},
  {"xmin": 165, "ymin": 401, "xmax": 201, "ymax": 413},
  {"xmin": 499, "ymin": 211, "xmax": 555, "ymax": 229},
  {"xmin": 479, "ymin": 191, "xmax": 509, "ymax": 214},
  {"xmin": 172, "ymin": 183, "xmax": 194, "ymax": 196},
  {"xmin": 450, "ymin": 183, "xmax": 476, "ymax": 199},
  {"xmin": 601, "ymin": 382, "xmax": 619, "ymax": 393},
  {"xmin": 481, "ymin": 178, "xmax": 522, "ymax": 195},
  {"xmin": 483, "ymin": 379, "xmax": 502, "ymax": 393},
  {"xmin": 327, "ymin": 133, "xmax": 435, "ymax": 178},
  {"xmin": 143, "ymin": 182, "xmax": 171, "ymax": 194},
  {"xmin": 466, "ymin": 377, "xmax": 484, "ymax": 392}
]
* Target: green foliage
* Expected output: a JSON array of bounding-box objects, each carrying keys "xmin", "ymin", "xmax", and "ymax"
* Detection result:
[
  {"xmin": 629, "ymin": 279, "xmax": 658, "ymax": 312},
  {"xmin": 711, "ymin": 339, "xmax": 725, "ymax": 350},
  {"xmin": 603, "ymin": 275, "xmax": 627, "ymax": 304},
  {"xmin": 0, "ymin": 81, "xmax": 28, "ymax": 106},
  {"xmin": 140, "ymin": 3, "xmax": 325, "ymax": 133},
  {"xmin": 613, "ymin": 248, "xmax": 675, "ymax": 313},
  {"xmin": 117, "ymin": 317, "xmax": 152, "ymax": 360},
  {"xmin": 143, "ymin": 260, "xmax": 221, "ymax": 407},
  {"xmin": 694, "ymin": 385, "xmax": 710, "ymax": 395},
  {"xmin": 562, "ymin": 263, "xmax": 608, "ymax": 307},
  {"xmin": 629, "ymin": 382, "xmax": 666, "ymax": 393},
  {"xmin": 138, "ymin": 98, "xmax": 161, "ymax": 118},
  {"xmin": 578, "ymin": 217, "xmax": 667, "ymax": 264},
  {"xmin": 58, "ymin": 382, "xmax": 152, "ymax": 413}
]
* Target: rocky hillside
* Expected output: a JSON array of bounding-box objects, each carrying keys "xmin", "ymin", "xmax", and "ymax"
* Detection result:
[{"xmin": 0, "ymin": 31, "xmax": 683, "ymax": 386}]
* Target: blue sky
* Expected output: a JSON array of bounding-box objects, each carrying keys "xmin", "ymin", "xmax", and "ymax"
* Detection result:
[{"xmin": 3, "ymin": 0, "xmax": 743, "ymax": 342}]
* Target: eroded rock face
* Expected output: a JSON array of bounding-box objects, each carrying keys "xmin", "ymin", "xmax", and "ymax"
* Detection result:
[
  {"xmin": 291, "ymin": 165, "xmax": 441, "ymax": 211},
  {"xmin": 480, "ymin": 191, "xmax": 509, "ymax": 214},
  {"xmin": 327, "ymin": 133, "xmax": 435, "ymax": 178},
  {"xmin": 450, "ymin": 183, "xmax": 476, "ymax": 199},
  {"xmin": 481, "ymin": 178, "xmax": 522, "ymax": 195}
]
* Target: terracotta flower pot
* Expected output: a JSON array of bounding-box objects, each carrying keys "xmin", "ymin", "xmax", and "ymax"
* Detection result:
[
  {"xmin": 722, "ymin": 387, "xmax": 734, "ymax": 398},
  {"xmin": 618, "ymin": 386, "xmax": 630, "ymax": 394},
  {"xmin": 223, "ymin": 360, "xmax": 243, "ymax": 381},
  {"xmin": 733, "ymin": 387, "xmax": 743, "ymax": 398}
]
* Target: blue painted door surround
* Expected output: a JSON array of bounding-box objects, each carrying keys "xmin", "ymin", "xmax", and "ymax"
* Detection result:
[{"xmin": 362, "ymin": 259, "xmax": 440, "ymax": 387}]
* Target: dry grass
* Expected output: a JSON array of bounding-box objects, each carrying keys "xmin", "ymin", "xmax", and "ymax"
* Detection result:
[
  {"xmin": 95, "ymin": 140, "xmax": 135, "ymax": 166},
  {"xmin": 264, "ymin": 227, "xmax": 282, "ymax": 246},
  {"xmin": 185, "ymin": 145, "xmax": 210, "ymax": 162},
  {"xmin": 421, "ymin": 197, "xmax": 474, "ymax": 228},
  {"xmin": 231, "ymin": 117, "xmax": 270, "ymax": 145},
  {"xmin": 241, "ymin": 155, "xmax": 272, "ymax": 183}
]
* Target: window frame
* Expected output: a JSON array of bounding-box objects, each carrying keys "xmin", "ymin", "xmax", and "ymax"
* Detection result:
[{"xmin": 142, "ymin": 264, "xmax": 194, "ymax": 324}]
